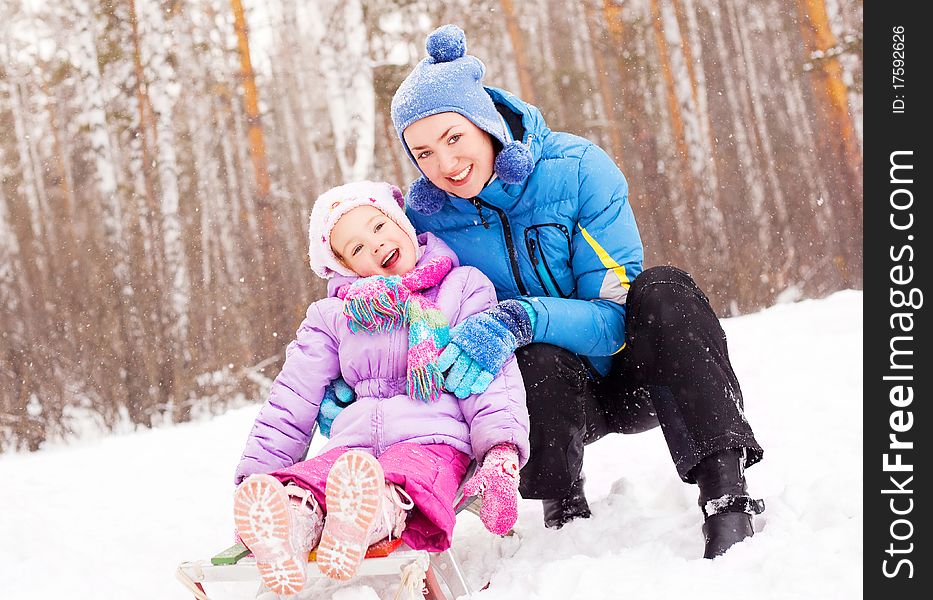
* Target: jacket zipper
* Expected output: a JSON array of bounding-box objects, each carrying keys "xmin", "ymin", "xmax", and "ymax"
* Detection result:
[
  {"xmin": 374, "ymin": 403, "xmax": 384, "ymax": 456},
  {"xmin": 471, "ymin": 196, "xmax": 528, "ymax": 296},
  {"xmin": 373, "ymin": 323, "xmax": 400, "ymax": 456},
  {"xmin": 527, "ymin": 237, "xmax": 562, "ymax": 298},
  {"xmin": 470, "ymin": 198, "xmax": 490, "ymax": 229}
]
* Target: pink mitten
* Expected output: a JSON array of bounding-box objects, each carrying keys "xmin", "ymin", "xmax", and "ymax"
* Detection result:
[{"xmin": 462, "ymin": 443, "xmax": 520, "ymax": 535}]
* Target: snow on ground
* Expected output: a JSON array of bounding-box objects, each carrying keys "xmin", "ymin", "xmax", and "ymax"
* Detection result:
[{"xmin": 0, "ymin": 291, "xmax": 862, "ymax": 599}]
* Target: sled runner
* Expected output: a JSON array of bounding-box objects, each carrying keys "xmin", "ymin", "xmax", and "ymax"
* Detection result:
[{"xmin": 176, "ymin": 535, "xmax": 472, "ymax": 599}]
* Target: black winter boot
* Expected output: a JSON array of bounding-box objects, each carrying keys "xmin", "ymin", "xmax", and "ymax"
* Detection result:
[
  {"xmin": 542, "ymin": 474, "xmax": 592, "ymax": 529},
  {"xmin": 692, "ymin": 448, "xmax": 764, "ymax": 558}
]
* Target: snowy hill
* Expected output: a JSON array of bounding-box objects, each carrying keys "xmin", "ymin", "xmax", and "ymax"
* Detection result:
[{"xmin": 0, "ymin": 291, "xmax": 862, "ymax": 600}]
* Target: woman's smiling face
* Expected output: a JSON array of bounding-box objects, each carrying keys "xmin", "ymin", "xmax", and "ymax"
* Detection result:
[
  {"xmin": 404, "ymin": 112, "xmax": 496, "ymax": 199},
  {"xmin": 330, "ymin": 205, "xmax": 417, "ymax": 277}
]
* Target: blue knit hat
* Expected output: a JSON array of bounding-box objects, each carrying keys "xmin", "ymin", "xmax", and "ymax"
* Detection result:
[{"xmin": 391, "ymin": 24, "xmax": 534, "ymax": 215}]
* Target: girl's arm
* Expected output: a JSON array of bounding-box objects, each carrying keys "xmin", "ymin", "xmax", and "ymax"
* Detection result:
[
  {"xmin": 234, "ymin": 301, "xmax": 341, "ymax": 484},
  {"xmin": 452, "ymin": 268, "xmax": 531, "ymax": 466},
  {"xmin": 523, "ymin": 144, "xmax": 644, "ymax": 357}
]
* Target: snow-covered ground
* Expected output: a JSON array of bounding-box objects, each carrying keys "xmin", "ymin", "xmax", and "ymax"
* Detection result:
[{"xmin": 0, "ymin": 290, "xmax": 862, "ymax": 599}]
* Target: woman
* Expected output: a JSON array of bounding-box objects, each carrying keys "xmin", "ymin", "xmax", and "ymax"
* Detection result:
[{"xmin": 386, "ymin": 24, "xmax": 764, "ymax": 559}]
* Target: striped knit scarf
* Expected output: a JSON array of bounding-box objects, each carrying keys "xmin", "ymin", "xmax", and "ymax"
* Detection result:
[{"xmin": 337, "ymin": 256, "xmax": 453, "ymax": 403}]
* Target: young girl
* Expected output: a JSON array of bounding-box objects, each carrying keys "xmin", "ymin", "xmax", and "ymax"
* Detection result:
[
  {"xmin": 232, "ymin": 180, "xmax": 530, "ymax": 596},
  {"xmin": 389, "ymin": 25, "xmax": 764, "ymax": 558}
]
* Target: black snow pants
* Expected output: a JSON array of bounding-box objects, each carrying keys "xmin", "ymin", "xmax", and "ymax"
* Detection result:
[{"xmin": 516, "ymin": 265, "xmax": 763, "ymax": 500}]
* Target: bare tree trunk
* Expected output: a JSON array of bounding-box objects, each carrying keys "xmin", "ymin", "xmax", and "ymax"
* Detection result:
[
  {"xmin": 672, "ymin": 0, "xmax": 719, "ymax": 199},
  {"xmin": 649, "ymin": 0, "xmax": 688, "ymax": 170},
  {"xmin": 69, "ymin": 0, "xmax": 146, "ymax": 416},
  {"xmin": 708, "ymin": 0, "xmax": 771, "ymax": 255},
  {"xmin": 128, "ymin": 0, "xmax": 159, "ymax": 219},
  {"xmin": 311, "ymin": 0, "xmax": 375, "ymax": 181},
  {"xmin": 769, "ymin": 0, "xmax": 839, "ymax": 293},
  {"xmin": 0, "ymin": 186, "xmax": 22, "ymax": 312},
  {"xmin": 582, "ymin": 0, "xmax": 624, "ymax": 166},
  {"xmin": 230, "ymin": 0, "xmax": 287, "ymax": 356},
  {"xmin": 724, "ymin": 0, "xmax": 787, "ymax": 241},
  {"xmin": 293, "ymin": 2, "xmax": 333, "ymax": 190},
  {"xmin": 230, "ymin": 0, "xmax": 272, "ymax": 200},
  {"xmin": 5, "ymin": 77, "xmax": 48, "ymax": 269},
  {"xmin": 798, "ymin": 0, "xmax": 862, "ymax": 186},
  {"xmin": 0, "ymin": 61, "xmax": 51, "ymax": 449},
  {"xmin": 277, "ymin": 1, "xmax": 322, "ymax": 206},
  {"xmin": 381, "ymin": 110, "xmax": 406, "ymax": 189},
  {"xmin": 658, "ymin": 0, "xmax": 730, "ymax": 281},
  {"xmin": 648, "ymin": 0, "xmax": 698, "ymax": 258},
  {"xmin": 500, "ymin": 0, "xmax": 537, "ymax": 104},
  {"xmin": 148, "ymin": 0, "xmax": 192, "ymax": 415},
  {"xmin": 128, "ymin": 0, "xmax": 172, "ymax": 423},
  {"xmin": 0, "ymin": 178, "xmax": 26, "ymax": 393},
  {"xmin": 600, "ymin": 0, "xmax": 679, "ymax": 262},
  {"xmin": 43, "ymin": 82, "xmax": 77, "ymax": 225},
  {"xmin": 213, "ymin": 97, "xmax": 245, "ymax": 284},
  {"xmin": 797, "ymin": 0, "xmax": 862, "ymax": 284}
]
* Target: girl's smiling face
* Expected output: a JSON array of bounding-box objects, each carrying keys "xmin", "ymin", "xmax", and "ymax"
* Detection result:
[
  {"xmin": 330, "ymin": 205, "xmax": 417, "ymax": 277},
  {"xmin": 404, "ymin": 112, "xmax": 496, "ymax": 199}
]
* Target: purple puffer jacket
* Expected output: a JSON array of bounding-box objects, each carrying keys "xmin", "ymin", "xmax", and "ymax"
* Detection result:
[{"xmin": 234, "ymin": 233, "xmax": 530, "ymax": 485}]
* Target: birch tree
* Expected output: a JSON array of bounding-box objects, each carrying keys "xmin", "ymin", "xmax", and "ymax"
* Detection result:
[
  {"xmin": 500, "ymin": 0, "xmax": 536, "ymax": 104},
  {"xmin": 145, "ymin": 0, "xmax": 192, "ymax": 389},
  {"xmin": 797, "ymin": 0, "xmax": 862, "ymax": 282},
  {"xmin": 583, "ymin": 0, "xmax": 624, "ymax": 166},
  {"xmin": 310, "ymin": 0, "xmax": 376, "ymax": 182},
  {"xmin": 3, "ymin": 65, "xmax": 49, "ymax": 277}
]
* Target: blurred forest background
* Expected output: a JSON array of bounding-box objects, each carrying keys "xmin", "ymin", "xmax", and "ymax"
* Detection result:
[{"xmin": 0, "ymin": 0, "xmax": 862, "ymax": 451}]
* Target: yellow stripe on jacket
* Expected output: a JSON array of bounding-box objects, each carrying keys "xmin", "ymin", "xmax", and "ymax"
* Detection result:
[
  {"xmin": 579, "ymin": 225, "xmax": 631, "ymax": 289},
  {"xmin": 579, "ymin": 225, "xmax": 631, "ymax": 354}
]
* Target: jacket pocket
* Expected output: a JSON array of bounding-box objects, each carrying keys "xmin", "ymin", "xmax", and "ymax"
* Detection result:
[{"xmin": 524, "ymin": 223, "xmax": 575, "ymax": 298}]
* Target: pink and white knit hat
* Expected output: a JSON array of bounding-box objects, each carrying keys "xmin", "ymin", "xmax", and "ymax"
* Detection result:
[{"xmin": 308, "ymin": 180, "xmax": 420, "ymax": 279}]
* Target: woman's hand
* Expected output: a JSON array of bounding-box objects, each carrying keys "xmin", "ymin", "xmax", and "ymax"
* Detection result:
[
  {"xmin": 315, "ymin": 377, "xmax": 355, "ymax": 438},
  {"xmin": 438, "ymin": 299, "xmax": 536, "ymax": 397},
  {"xmin": 461, "ymin": 443, "xmax": 521, "ymax": 535}
]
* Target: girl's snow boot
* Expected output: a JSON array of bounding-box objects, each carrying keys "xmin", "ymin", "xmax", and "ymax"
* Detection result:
[
  {"xmin": 692, "ymin": 448, "xmax": 765, "ymax": 558},
  {"xmin": 233, "ymin": 474, "xmax": 324, "ymax": 596},
  {"xmin": 367, "ymin": 482, "xmax": 415, "ymax": 543},
  {"xmin": 542, "ymin": 473, "xmax": 591, "ymax": 529},
  {"xmin": 283, "ymin": 483, "xmax": 325, "ymax": 550},
  {"xmin": 316, "ymin": 451, "xmax": 412, "ymax": 581}
]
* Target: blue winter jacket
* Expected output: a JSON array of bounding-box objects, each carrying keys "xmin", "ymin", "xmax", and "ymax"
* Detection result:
[{"xmin": 406, "ymin": 87, "xmax": 644, "ymax": 376}]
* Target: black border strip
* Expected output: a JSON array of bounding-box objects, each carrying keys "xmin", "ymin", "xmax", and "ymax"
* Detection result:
[{"xmin": 865, "ymin": 3, "xmax": 928, "ymax": 596}]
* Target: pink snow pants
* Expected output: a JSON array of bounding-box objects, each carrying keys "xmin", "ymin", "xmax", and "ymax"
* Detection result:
[{"xmin": 269, "ymin": 443, "xmax": 471, "ymax": 552}]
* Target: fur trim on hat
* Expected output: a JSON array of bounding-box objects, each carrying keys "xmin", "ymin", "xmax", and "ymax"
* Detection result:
[{"xmin": 307, "ymin": 181, "xmax": 419, "ymax": 279}]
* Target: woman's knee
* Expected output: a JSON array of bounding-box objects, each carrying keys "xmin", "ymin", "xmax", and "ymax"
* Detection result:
[
  {"xmin": 631, "ymin": 266, "xmax": 702, "ymax": 296},
  {"xmin": 628, "ymin": 266, "xmax": 711, "ymax": 323},
  {"xmin": 516, "ymin": 343, "xmax": 586, "ymax": 378},
  {"xmin": 515, "ymin": 344, "xmax": 593, "ymax": 421}
]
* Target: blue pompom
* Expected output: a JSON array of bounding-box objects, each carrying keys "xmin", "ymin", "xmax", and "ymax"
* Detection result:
[
  {"xmin": 426, "ymin": 24, "xmax": 466, "ymax": 63},
  {"xmin": 494, "ymin": 141, "xmax": 534, "ymax": 184},
  {"xmin": 408, "ymin": 176, "xmax": 448, "ymax": 215}
]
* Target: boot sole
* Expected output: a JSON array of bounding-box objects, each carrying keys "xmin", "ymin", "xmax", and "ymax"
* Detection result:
[
  {"xmin": 233, "ymin": 474, "xmax": 306, "ymax": 595},
  {"xmin": 316, "ymin": 451, "xmax": 384, "ymax": 581}
]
